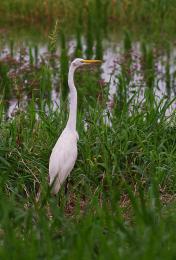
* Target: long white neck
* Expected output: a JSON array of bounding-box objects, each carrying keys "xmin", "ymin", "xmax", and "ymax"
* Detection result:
[{"xmin": 66, "ymin": 65, "xmax": 77, "ymax": 130}]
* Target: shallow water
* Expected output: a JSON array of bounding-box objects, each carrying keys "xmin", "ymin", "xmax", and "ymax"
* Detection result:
[{"xmin": 0, "ymin": 30, "xmax": 176, "ymax": 118}]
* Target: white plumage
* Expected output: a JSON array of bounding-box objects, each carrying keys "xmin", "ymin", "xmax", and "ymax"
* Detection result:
[
  {"xmin": 49, "ymin": 128, "xmax": 78, "ymax": 194},
  {"xmin": 49, "ymin": 58, "xmax": 102, "ymax": 194}
]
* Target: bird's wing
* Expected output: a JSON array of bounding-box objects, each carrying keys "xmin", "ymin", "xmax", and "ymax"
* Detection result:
[{"xmin": 49, "ymin": 130, "xmax": 78, "ymax": 190}]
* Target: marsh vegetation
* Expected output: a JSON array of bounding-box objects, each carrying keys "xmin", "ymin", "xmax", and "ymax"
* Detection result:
[{"xmin": 0, "ymin": 1, "xmax": 176, "ymax": 259}]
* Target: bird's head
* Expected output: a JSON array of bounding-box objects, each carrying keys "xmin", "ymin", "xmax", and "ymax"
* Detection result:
[{"xmin": 71, "ymin": 58, "xmax": 102, "ymax": 69}]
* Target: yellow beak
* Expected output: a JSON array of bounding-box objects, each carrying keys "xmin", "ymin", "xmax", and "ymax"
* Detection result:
[{"xmin": 81, "ymin": 59, "xmax": 102, "ymax": 64}]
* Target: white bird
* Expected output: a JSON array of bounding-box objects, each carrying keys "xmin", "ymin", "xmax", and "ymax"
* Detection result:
[{"xmin": 49, "ymin": 58, "xmax": 102, "ymax": 194}]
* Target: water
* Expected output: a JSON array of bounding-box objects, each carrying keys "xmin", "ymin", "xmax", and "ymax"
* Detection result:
[{"xmin": 0, "ymin": 30, "xmax": 176, "ymax": 118}]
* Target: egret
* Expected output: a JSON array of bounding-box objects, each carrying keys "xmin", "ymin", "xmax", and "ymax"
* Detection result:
[{"xmin": 49, "ymin": 58, "xmax": 102, "ymax": 194}]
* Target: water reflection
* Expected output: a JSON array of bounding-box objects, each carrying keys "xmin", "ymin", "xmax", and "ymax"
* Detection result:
[{"xmin": 0, "ymin": 38, "xmax": 175, "ymax": 118}]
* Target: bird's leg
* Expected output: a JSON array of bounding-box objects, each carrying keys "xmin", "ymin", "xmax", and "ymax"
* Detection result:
[
  {"xmin": 58, "ymin": 194, "xmax": 61, "ymax": 207},
  {"xmin": 64, "ymin": 178, "xmax": 69, "ymax": 195}
]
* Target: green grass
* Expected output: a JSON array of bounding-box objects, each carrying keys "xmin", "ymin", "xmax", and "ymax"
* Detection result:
[
  {"xmin": 0, "ymin": 1, "xmax": 176, "ymax": 258},
  {"xmin": 0, "ymin": 87, "xmax": 176, "ymax": 258},
  {"xmin": 1, "ymin": 0, "xmax": 176, "ymax": 40}
]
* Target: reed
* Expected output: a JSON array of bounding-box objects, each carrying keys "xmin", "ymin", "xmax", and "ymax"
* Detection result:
[
  {"xmin": 0, "ymin": 1, "xmax": 176, "ymax": 258},
  {"xmin": 0, "ymin": 92, "xmax": 176, "ymax": 259}
]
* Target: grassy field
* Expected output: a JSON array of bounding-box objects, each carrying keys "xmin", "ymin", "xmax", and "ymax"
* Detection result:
[
  {"xmin": 0, "ymin": 0, "xmax": 176, "ymax": 259},
  {"xmin": 0, "ymin": 88, "xmax": 176, "ymax": 259},
  {"xmin": 1, "ymin": 0, "xmax": 176, "ymax": 38}
]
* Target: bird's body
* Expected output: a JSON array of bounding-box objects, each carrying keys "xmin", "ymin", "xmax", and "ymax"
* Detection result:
[
  {"xmin": 49, "ymin": 58, "xmax": 101, "ymax": 194},
  {"xmin": 49, "ymin": 128, "xmax": 78, "ymax": 194}
]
